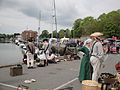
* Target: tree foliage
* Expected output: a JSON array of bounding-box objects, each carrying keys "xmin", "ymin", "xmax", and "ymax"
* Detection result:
[
  {"xmin": 65, "ymin": 28, "xmax": 71, "ymax": 38},
  {"xmin": 20, "ymin": 9, "xmax": 120, "ymax": 39},
  {"xmin": 0, "ymin": 33, "xmax": 14, "ymax": 38},
  {"xmin": 39, "ymin": 30, "xmax": 49, "ymax": 38},
  {"xmin": 72, "ymin": 10, "xmax": 120, "ymax": 38},
  {"xmin": 58, "ymin": 28, "xmax": 71, "ymax": 38},
  {"xmin": 52, "ymin": 30, "xmax": 58, "ymax": 38},
  {"xmin": 58, "ymin": 29, "xmax": 65, "ymax": 38},
  {"xmin": 72, "ymin": 18, "xmax": 83, "ymax": 38}
]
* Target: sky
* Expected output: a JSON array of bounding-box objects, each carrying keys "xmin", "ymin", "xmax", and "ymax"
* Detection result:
[{"xmin": 0, "ymin": 0, "xmax": 120, "ymax": 34}]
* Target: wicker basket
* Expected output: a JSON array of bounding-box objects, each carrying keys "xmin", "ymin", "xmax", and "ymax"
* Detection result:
[
  {"xmin": 82, "ymin": 80, "xmax": 98, "ymax": 90},
  {"xmin": 98, "ymin": 83, "xmax": 106, "ymax": 90},
  {"xmin": 103, "ymin": 78, "xmax": 117, "ymax": 83}
]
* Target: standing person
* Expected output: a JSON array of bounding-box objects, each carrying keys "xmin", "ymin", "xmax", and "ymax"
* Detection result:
[
  {"xmin": 77, "ymin": 39, "xmax": 92, "ymax": 82},
  {"xmin": 21, "ymin": 46, "xmax": 27, "ymax": 64},
  {"xmin": 90, "ymin": 32, "xmax": 104, "ymax": 81},
  {"xmin": 42, "ymin": 39, "xmax": 50, "ymax": 66},
  {"xmin": 26, "ymin": 38, "xmax": 35, "ymax": 69}
]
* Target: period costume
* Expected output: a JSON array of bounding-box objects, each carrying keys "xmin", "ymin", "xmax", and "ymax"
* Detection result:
[
  {"xmin": 90, "ymin": 41, "xmax": 104, "ymax": 81},
  {"xmin": 26, "ymin": 41, "xmax": 35, "ymax": 68},
  {"xmin": 90, "ymin": 32, "xmax": 104, "ymax": 81},
  {"xmin": 77, "ymin": 39, "xmax": 92, "ymax": 82}
]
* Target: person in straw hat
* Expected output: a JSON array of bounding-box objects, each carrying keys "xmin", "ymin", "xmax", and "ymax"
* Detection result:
[{"xmin": 90, "ymin": 32, "xmax": 104, "ymax": 81}]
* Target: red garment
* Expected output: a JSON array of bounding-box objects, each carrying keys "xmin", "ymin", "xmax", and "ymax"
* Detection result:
[{"xmin": 67, "ymin": 59, "xmax": 73, "ymax": 61}]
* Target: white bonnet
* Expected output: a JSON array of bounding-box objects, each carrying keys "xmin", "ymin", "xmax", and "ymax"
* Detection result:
[{"xmin": 83, "ymin": 39, "xmax": 92, "ymax": 46}]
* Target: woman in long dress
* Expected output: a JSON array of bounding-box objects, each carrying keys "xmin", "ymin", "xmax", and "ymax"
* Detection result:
[{"xmin": 77, "ymin": 39, "xmax": 92, "ymax": 82}]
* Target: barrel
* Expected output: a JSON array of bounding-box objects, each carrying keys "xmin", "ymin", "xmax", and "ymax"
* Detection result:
[{"xmin": 82, "ymin": 80, "xmax": 98, "ymax": 90}]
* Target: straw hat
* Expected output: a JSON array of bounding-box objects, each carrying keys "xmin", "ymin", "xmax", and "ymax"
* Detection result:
[{"xmin": 90, "ymin": 32, "xmax": 103, "ymax": 37}]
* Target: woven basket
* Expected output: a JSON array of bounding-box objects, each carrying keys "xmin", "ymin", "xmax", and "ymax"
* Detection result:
[
  {"xmin": 103, "ymin": 78, "xmax": 117, "ymax": 83},
  {"xmin": 82, "ymin": 80, "xmax": 98, "ymax": 90}
]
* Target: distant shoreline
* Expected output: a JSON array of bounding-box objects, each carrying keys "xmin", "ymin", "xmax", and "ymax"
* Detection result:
[
  {"xmin": 0, "ymin": 62, "xmax": 23, "ymax": 68},
  {"xmin": 0, "ymin": 41, "xmax": 11, "ymax": 43}
]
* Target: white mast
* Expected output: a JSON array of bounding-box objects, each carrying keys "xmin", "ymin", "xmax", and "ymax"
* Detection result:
[
  {"xmin": 53, "ymin": 0, "xmax": 57, "ymax": 38},
  {"xmin": 37, "ymin": 11, "xmax": 41, "ymax": 44}
]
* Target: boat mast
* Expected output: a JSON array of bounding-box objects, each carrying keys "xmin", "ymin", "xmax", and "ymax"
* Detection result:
[
  {"xmin": 37, "ymin": 11, "xmax": 41, "ymax": 44},
  {"xmin": 53, "ymin": 0, "xmax": 58, "ymax": 38},
  {"xmin": 53, "ymin": 0, "xmax": 59, "ymax": 56}
]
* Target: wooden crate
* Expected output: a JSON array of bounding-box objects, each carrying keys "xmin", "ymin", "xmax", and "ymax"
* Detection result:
[{"xmin": 10, "ymin": 66, "xmax": 23, "ymax": 76}]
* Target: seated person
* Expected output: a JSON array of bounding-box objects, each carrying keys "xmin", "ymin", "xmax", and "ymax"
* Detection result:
[{"xmin": 48, "ymin": 51, "xmax": 59, "ymax": 63}]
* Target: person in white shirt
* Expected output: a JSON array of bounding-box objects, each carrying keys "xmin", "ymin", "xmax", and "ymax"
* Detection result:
[
  {"xmin": 90, "ymin": 32, "xmax": 104, "ymax": 81},
  {"xmin": 26, "ymin": 38, "xmax": 35, "ymax": 69},
  {"xmin": 47, "ymin": 50, "xmax": 59, "ymax": 63}
]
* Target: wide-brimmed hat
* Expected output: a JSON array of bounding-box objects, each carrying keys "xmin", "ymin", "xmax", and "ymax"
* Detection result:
[{"xmin": 90, "ymin": 32, "xmax": 103, "ymax": 37}]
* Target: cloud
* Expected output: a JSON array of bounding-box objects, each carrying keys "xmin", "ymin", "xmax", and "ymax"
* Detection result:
[
  {"xmin": 0, "ymin": 0, "xmax": 120, "ymax": 34},
  {"xmin": 0, "ymin": 0, "xmax": 78, "ymax": 27},
  {"xmin": 0, "ymin": 23, "xmax": 2, "ymax": 27}
]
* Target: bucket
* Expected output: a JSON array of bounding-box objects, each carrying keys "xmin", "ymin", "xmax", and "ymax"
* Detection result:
[{"xmin": 82, "ymin": 80, "xmax": 98, "ymax": 90}]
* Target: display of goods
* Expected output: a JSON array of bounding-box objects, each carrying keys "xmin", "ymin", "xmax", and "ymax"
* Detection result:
[{"xmin": 98, "ymin": 73, "xmax": 116, "ymax": 83}]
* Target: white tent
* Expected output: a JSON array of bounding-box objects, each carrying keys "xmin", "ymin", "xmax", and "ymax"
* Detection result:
[
  {"xmin": 60, "ymin": 37, "xmax": 69, "ymax": 43},
  {"xmin": 49, "ymin": 38, "xmax": 57, "ymax": 43}
]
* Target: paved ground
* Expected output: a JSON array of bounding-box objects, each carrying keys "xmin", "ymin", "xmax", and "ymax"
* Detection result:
[{"xmin": 0, "ymin": 54, "xmax": 120, "ymax": 90}]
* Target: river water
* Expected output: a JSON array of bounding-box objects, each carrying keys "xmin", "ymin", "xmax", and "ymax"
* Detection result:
[{"xmin": 0, "ymin": 43, "xmax": 23, "ymax": 65}]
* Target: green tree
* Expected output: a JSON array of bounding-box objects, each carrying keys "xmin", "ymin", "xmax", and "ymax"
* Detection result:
[
  {"xmin": 52, "ymin": 30, "xmax": 58, "ymax": 38},
  {"xmin": 72, "ymin": 9, "xmax": 120, "ymax": 38},
  {"xmin": 40, "ymin": 30, "xmax": 49, "ymax": 38},
  {"xmin": 101, "ymin": 11, "xmax": 120, "ymax": 37},
  {"xmin": 0, "ymin": 33, "xmax": 6, "ymax": 38},
  {"xmin": 70, "ymin": 30, "xmax": 74, "ymax": 38},
  {"xmin": 72, "ymin": 18, "xmax": 83, "ymax": 38},
  {"xmin": 82, "ymin": 16, "xmax": 97, "ymax": 34},
  {"xmin": 65, "ymin": 28, "xmax": 71, "ymax": 38},
  {"xmin": 58, "ymin": 29, "xmax": 65, "ymax": 38}
]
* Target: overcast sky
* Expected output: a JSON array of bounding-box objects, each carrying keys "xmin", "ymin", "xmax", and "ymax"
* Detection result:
[{"xmin": 0, "ymin": 0, "xmax": 120, "ymax": 34}]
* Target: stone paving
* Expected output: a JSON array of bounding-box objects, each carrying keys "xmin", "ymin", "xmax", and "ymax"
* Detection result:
[{"xmin": 0, "ymin": 54, "xmax": 120, "ymax": 90}]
